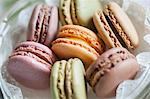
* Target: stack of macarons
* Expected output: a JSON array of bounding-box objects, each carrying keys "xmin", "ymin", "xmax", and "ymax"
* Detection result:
[{"xmin": 7, "ymin": 1, "xmax": 140, "ymax": 99}]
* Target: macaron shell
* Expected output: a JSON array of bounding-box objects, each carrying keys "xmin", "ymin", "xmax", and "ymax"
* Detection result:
[
  {"xmin": 104, "ymin": 2, "xmax": 139, "ymax": 49},
  {"xmin": 93, "ymin": 9, "xmax": 122, "ymax": 48},
  {"xmin": 98, "ymin": 47, "xmax": 131, "ymax": 58},
  {"xmin": 71, "ymin": 58, "xmax": 87, "ymax": 99},
  {"xmin": 51, "ymin": 60, "xmax": 67, "ymax": 99},
  {"xmin": 50, "ymin": 61, "xmax": 60, "ymax": 99},
  {"xmin": 75, "ymin": 0, "xmax": 102, "ymax": 29},
  {"xmin": 52, "ymin": 38, "xmax": 99, "ymax": 69},
  {"xmin": 65, "ymin": 59, "xmax": 73, "ymax": 99},
  {"xmin": 16, "ymin": 41, "xmax": 56, "ymax": 63},
  {"xmin": 71, "ymin": 0, "xmax": 80, "ymax": 25},
  {"xmin": 27, "ymin": 4, "xmax": 44, "ymax": 42},
  {"xmin": 59, "ymin": 0, "xmax": 73, "ymax": 25},
  {"xmin": 57, "ymin": 25, "xmax": 105, "ymax": 54},
  {"xmin": 28, "ymin": 4, "xmax": 58, "ymax": 46},
  {"xmin": 44, "ymin": 6, "xmax": 58, "ymax": 46},
  {"xmin": 58, "ymin": 25, "xmax": 98, "ymax": 39},
  {"xmin": 95, "ymin": 58, "xmax": 139, "ymax": 98},
  {"xmin": 7, "ymin": 56, "xmax": 50, "ymax": 89}
]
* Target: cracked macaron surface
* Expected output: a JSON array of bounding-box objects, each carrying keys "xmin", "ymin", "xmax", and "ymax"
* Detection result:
[
  {"xmin": 51, "ymin": 58, "xmax": 87, "ymax": 99},
  {"xmin": 7, "ymin": 41, "xmax": 56, "ymax": 89},
  {"xmin": 86, "ymin": 47, "xmax": 139, "ymax": 98}
]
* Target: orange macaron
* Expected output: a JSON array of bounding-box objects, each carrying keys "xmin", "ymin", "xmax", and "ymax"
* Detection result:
[{"xmin": 52, "ymin": 25, "xmax": 105, "ymax": 69}]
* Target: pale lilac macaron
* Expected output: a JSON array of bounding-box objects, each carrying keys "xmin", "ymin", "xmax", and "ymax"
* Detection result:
[
  {"xmin": 7, "ymin": 41, "xmax": 56, "ymax": 89},
  {"xmin": 27, "ymin": 4, "xmax": 58, "ymax": 46}
]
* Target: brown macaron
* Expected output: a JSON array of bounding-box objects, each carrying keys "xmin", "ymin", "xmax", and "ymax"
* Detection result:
[
  {"xmin": 86, "ymin": 47, "xmax": 139, "ymax": 98},
  {"xmin": 93, "ymin": 2, "xmax": 139, "ymax": 50}
]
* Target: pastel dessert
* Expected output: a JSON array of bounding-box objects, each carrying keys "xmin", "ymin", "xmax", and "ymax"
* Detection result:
[
  {"xmin": 93, "ymin": 2, "xmax": 139, "ymax": 50},
  {"xmin": 7, "ymin": 41, "xmax": 56, "ymax": 89},
  {"xmin": 59, "ymin": 0, "xmax": 73, "ymax": 25},
  {"xmin": 59, "ymin": 0, "xmax": 102, "ymax": 29},
  {"xmin": 51, "ymin": 25, "xmax": 105, "ymax": 69},
  {"xmin": 51, "ymin": 58, "xmax": 87, "ymax": 99},
  {"xmin": 27, "ymin": 4, "xmax": 58, "ymax": 46},
  {"xmin": 86, "ymin": 47, "xmax": 140, "ymax": 98}
]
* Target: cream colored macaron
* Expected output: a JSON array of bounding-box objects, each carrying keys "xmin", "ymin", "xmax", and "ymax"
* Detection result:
[{"xmin": 93, "ymin": 2, "xmax": 139, "ymax": 50}]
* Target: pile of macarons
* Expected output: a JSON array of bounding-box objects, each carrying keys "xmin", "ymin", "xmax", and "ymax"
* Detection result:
[{"xmin": 7, "ymin": 1, "xmax": 140, "ymax": 99}]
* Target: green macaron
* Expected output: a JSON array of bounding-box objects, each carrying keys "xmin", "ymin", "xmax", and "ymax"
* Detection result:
[
  {"xmin": 50, "ymin": 58, "xmax": 87, "ymax": 99},
  {"xmin": 59, "ymin": 0, "xmax": 102, "ymax": 30}
]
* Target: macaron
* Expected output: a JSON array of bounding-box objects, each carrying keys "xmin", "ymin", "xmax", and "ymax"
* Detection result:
[
  {"xmin": 51, "ymin": 58, "xmax": 87, "ymax": 99},
  {"xmin": 27, "ymin": 4, "xmax": 58, "ymax": 46},
  {"xmin": 86, "ymin": 47, "xmax": 140, "ymax": 98},
  {"xmin": 51, "ymin": 25, "xmax": 105, "ymax": 69},
  {"xmin": 93, "ymin": 2, "xmax": 139, "ymax": 50},
  {"xmin": 59, "ymin": 0, "xmax": 102, "ymax": 30},
  {"xmin": 7, "ymin": 41, "xmax": 56, "ymax": 89}
]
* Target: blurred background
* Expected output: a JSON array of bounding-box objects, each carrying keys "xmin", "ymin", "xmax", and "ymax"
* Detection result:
[{"xmin": 0, "ymin": 0, "xmax": 18, "ymax": 16}]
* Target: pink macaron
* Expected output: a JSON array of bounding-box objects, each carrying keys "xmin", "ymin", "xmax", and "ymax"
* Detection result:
[
  {"xmin": 86, "ymin": 47, "xmax": 140, "ymax": 98},
  {"xmin": 27, "ymin": 4, "xmax": 58, "ymax": 46},
  {"xmin": 7, "ymin": 41, "xmax": 56, "ymax": 89}
]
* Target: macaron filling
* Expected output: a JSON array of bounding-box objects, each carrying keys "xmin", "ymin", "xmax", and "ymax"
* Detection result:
[
  {"xmin": 104, "ymin": 7, "xmax": 133, "ymax": 49},
  {"xmin": 15, "ymin": 45, "xmax": 54, "ymax": 65},
  {"xmin": 97, "ymin": 11, "xmax": 121, "ymax": 47},
  {"xmin": 87, "ymin": 50, "xmax": 135, "ymax": 89},
  {"xmin": 104, "ymin": 14, "xmax": 127, "ymax": 48}
]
